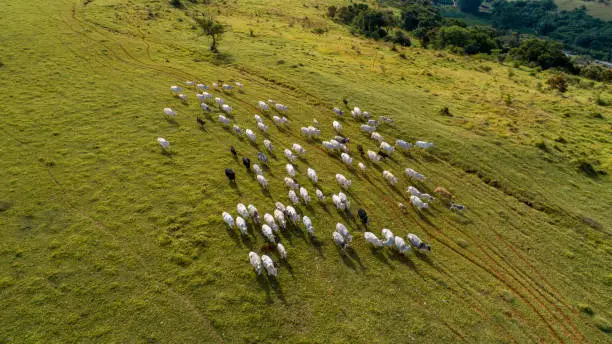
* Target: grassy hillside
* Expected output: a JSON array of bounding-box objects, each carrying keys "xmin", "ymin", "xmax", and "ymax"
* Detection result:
[
  {"xmin": 554, "ymin": 0, "xmax": 612, "ymax": 21},
  {"xmin": 0, "ymin": 0, "xmax": 610, "ymax": 343}
]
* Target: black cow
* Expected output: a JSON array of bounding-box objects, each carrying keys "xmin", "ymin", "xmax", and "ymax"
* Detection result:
[
  {"xmin": 378, "ymin": 150, "xmax": 389, "ymax": 159},
  {"xmin": 357, "ymin": 208, "xmax": 369, "ymax": 226},
  {"xmin": 230, "ymin": 146, "xmax": 237, "ymax": 157},
  {"xmin": 225, "ymin": 168, "xmax": 236, "ymax": 182},
  {"xmin": 242, "ymin": 157, "xmax": 251, "ymax": 170},
  {"xmin": 334, "ymin": 135, "xmax": 350, "ymax": 144},
  {"xmin": 197, "ymin": 117, "xmax": 205, "ymax": 128},
  {"xmin": 356, "ymin": 144, "xmax": 364, "ymax": 156}
]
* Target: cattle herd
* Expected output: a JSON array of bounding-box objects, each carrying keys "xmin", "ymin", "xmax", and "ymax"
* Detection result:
[{"xmin": 158, "ymin": 81, "xmax": 466, "ymax": 280}]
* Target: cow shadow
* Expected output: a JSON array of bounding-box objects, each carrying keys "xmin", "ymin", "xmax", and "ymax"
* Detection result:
[
  {"xmin": 256, "ymin": 275, "xmax": 274, "ymax": 304},
  {"xmin": 268, "ymin": 278, "xmax": 287, "ymax": 304},
  {"xmin": 309, "ymin": 236, "xmax": 325, "ymax": 257},
  {"xmin": 369, "ymin": 247, "xmax": 394, "ymax": 269}
]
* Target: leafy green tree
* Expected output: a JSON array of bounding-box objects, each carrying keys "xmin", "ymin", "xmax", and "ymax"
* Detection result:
[
  {"xmin": 510, "ymin": 38, "xmax": 570, "ymax": 70},
  {"xmin": 193, "ymin": 14, "xmax": 228, "ymax": 52},
  {"xmin": 457, "ymin": 0, "xmax": 483, "ymax": 13}
]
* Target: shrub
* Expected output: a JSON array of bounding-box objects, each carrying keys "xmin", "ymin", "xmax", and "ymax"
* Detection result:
[
  {"xmin": 170, "ymin": 0, "xmax": 183, "ymax": 8},
  {"xmin": 327, "ymin": 6, "xmax": 337, "ymax": 19},
  {"xmin": 547, "ymin": 74, "xmax": 568, "ymax": 93},
  {"xmin": 578, "ymin": 161, "xmax": 598, "ymax": 178},
  {"xmin": 439, "ymin": 107, "xmax": 452, "ymax": 116},
  {"xmin": 391, "ymin": 30, "xmax": 411, "ymax": 47},
  {"xmin": 510, "ymin": 38, "xmax": 570, "ymax": 70}
]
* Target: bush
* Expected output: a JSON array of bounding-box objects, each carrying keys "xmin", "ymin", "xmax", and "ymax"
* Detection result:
[
  {"xmin": 327, "ymin": 6, "xmax": 337, "ymax": 19},
  {"xmin": 391, "ymin": 30, "xmax": 411, "ymax": 47},
  {"xmin": 547, "ymin": 74, "xmax": 568, "ymax": 93},
  {"xmin": 170, "ymin": 0, "xmax": 183, "ymax": 8},
  {"xmin": 578, "ymin": 161, "xmax": 598, "ymax": 178},
  {"xmin": 510, "ymin": 38, "xmax": 570, "ymax": 70}
]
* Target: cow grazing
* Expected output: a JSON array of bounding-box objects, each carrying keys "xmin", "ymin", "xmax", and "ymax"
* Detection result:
[
  {"xmin": 242, "ymin": 157, "xmax": 251, "ymax": 170},
  {"xmin": 230, "ymin": 146, "xmax": 237, "ymax": 157},
  {"xmin": 407, "ymin": 233, "xmax": 431, "ymax": 252},
  {"xmin": 357, "ymin": 208, "xmax": 369, "ymax": 225},
  {"xmin": 225, "ymin": 168, "xmax": 236, "ymax": 182}
]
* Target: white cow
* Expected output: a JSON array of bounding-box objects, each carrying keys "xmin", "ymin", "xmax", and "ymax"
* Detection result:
[
  {"xmin": 264, "ymin": 139, "xmax": 274, "ymax": 152},
  {"xmin": 336, "ymin": 223, "xmax": 352, "ymax": 242},
  {"xmin": 307, "ymin": 168, "xmax": 318, "ymax": 183},
  {"xmin": 316, "ymin": 189, "xmax": 325, "ymax": 202},
  {"xmin": 201, "ymin": 103, "xmax": 211, "ymax": 112},
  {"xmin": 335, "ymin": 174, "xmax": 351, "ymax": 190},
  {"xmin": 248, "ymin": 204, "xmax": 260, "ymax": 224},
  {"xmin": 256, "ymin": 175, "xmax": 268, "ymax": 189},
  {"xmin": 236, "ymin": 216, "xmax": 248, "ymax": 235},
  {"xmin": 288, "ymin": 189, "xmax": 300, "ymax": 205},
  {"xmin": 254, "ymin": 114, "xmax": 263, "ymax": 123},
  {"xmin": 367, "ymin": 150, "xmax": 381, "ymax": 163},
  {"xmin": 233, "ymin": 125, "xmax": 243, "ymax": 136},
  {"xmin": 364, "ymin": 232, "xmax": 383, "ymax": 247},
  {"xmin": 332, "ymin": 194, "xmax": 345, "ymax": 210},
  {"xmin": 380, "ymin": 142, "xmax": 394, "ymax": 155},
  {"xmin": 381, "ymin": 228, "xmax": 395, "ymax": 247},
  {"xmin": 382, "ymin": 170, "xmax": 398, "ymax": 186},
  {"xmin": 415, "ymin": 141, "xmax": 434, "ymax": 149},
  {"xmin": 277, "ymin": 243, "xmax": 287, "ymax": 260},
  {"xmin": 257, "ymin": 122, "xmax": 269, "ymax": 133},
  {"xmin": 410, "ymin": 195, "xmax": 428, "ymax": 211},
  {"xmin": 274, "ymin": 209, "xmax": 286, "ymax": 230},
  {"xmin": 292, "ymin": 143, "xmax": 306, "ymax": 156},
  {"xmin": 163, "ymin": 108, "xmax": 177, "ymax": 117},
  {"xmin": 333, "ymin": 107, "xmax": 344, "ymax": 117},
  {"xmin": 286, "ymin": 164, "xmax": 296, "ymax": 177},
  {"xmin": 246, "ymin": 129, "xmax": 256, "ymax": 142},
  {"xmin": 333, "ymin": 231, "xmax": 348, "ymax": 251},
  {"xmin": 351, "ymin": 107, "xmax": 362, "ymax": 118},
  {"xmin": 249, "ymin": 252, "xmax": 262, "ymax": 275},
  {"xmin": 222, "ymin": 104, "xmax": 232, "ymax": 114},
  {"xmin": 261, "ymin": 224, "xmax": 275, "ymax": 243},
  {"xmin": 333, "ymin": 121, "xmax": 342, "ymax": 133},
  {"xmin": 196, "ymin": 83, "xmax": 208, "ymax": 91},
  {"xmin": 258, "ymin": 101, "xmax": 269, "ymax": 111},
  {"xmin": 264, "ymin": 213, "xmax": 279, "ymax": 232},
  {"xmin": 275, "ymin": 103, "xmax": 288, "ymax": 112},
  {"xmin": 261, "ymin": 255, "xmax": 278, "ymax": 277},
  {"xmin": 358, "ymin": 162, "xmax": 366, "ymax": 173},
  {"xmin": 157, "ymin": 137, "xmax": 170, "ymax": 150},
  {"xmin": 237, "ymin": 203, "xmax": 250, "ymax": 220},
  {"xmin": 284, "ymin": 149, "xmax": 297, "ymax": 162},
  {"xmin": 286, "ymin": 206, "xmax": 300, "ymax": 225},
  {"xmin": 299, "ymin": 187, "xmax": 310, "ymax": 205},
  {"xmin": 170, "ymin": 85, "xmax": 182, "ymax": 93},
  {"xmin": 218, "ymin": 115, "xmax": 230, "ymax": 125},
  {"xmin": 303, "ymin": 216, "xmax": 314, "ymax": 236},
  {"xmin": 185, "ymin": 81, "xmax": 195, "ymax": 87},
  {"xmin": 284, "ymin": 177, "xmax": 299, "ymax": 190},
  {"xmin": 253, "ymin": 164, "xmax": 263, "ymax": 176},
  {"xmin": 407, "ymin": 233, "xmax": 431, "ymax": 251},
  {"xmin": 405, "ymin": 168, "xmax": 426, "ymax": 181},
  {"xmin": 394, "ymin": 236, "xmax": 412, "ymax": 255},
  {"xmin": 215, "ymin": 97, "xmax": 224, "ymax": 106},
  {"xmin": 341, "ymin": 153, "xmax": 353, "ymax": 166},
  {"xmin": 222, "ymin": 212, "xmax": 234, "ymax": 229},
  {"xmin": 360, "ymin": 124, "xmax": 376, "ymax": 133},
  {"xmin": 371, "ymin": 132, "xmax": 384, "ymax": 143},
  {"xmin": 396, "ymin": 140, "xmax": 413, "ymax": 150}
]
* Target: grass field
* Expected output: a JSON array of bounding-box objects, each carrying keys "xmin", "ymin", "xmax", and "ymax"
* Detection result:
[
  {"xmin": 0, "ymin": 0, "xmax": 611, "ymax": 343},
  {"xmin": 554, "ymin": 0, "xmax": 612, "ymax": 21}
]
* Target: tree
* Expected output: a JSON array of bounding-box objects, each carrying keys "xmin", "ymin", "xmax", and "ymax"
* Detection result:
[
  {"xmin": 193, "ymin": 14, "xmax": 227, "ymax": 52},
  {"xmin": 457, "ymin": 0, "xmax": 483, "ymax": 14}
]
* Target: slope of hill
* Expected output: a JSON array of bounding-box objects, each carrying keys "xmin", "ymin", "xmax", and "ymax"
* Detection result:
[
  {"xmin": 0, "ymin": 0, "xmax": 610, "ymax": 343},
  {"xmin": 555, "ymin": 0, "xmax": 612, "ymax": 21}
]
